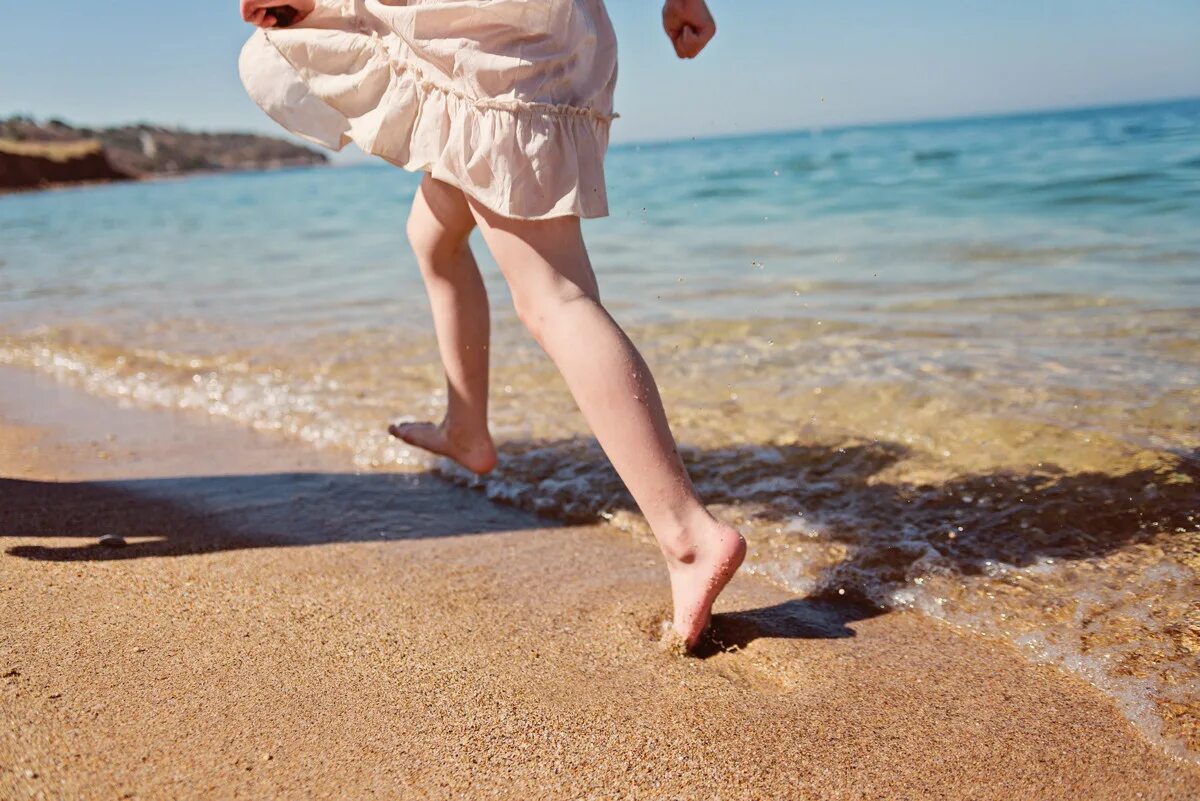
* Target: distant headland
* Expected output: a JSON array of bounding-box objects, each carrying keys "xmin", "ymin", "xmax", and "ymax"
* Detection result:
[{"xmin": 0, "ymin": 116, "xmax": 327, "ymax": 192}]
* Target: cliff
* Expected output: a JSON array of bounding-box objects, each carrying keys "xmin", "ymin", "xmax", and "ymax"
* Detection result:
[
  {"xmin": 0, "ymin": 117, "xmax": 328, "ymax": 191},
  {"xmin": 0, "ymin": 139, "xmax": 132, "ymax": 190}
]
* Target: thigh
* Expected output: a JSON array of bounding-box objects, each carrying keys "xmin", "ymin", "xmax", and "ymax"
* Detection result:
[{"xmin": 466, "ymin": 199, "xmax": 600, "ymax": 303}]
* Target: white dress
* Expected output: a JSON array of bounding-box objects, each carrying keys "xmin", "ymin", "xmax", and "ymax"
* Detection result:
[{"xmin": 239, "ymin": 0, "xmax": 618, "ymax": 219}]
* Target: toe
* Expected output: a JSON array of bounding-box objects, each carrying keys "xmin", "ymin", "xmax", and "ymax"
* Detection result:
[
  {"xmin": 388, "ymin": 422, "xmax": 439, "ymax": 451},
  {"xmin": 390, "ymin": 421, "xmax": 428, "ymax": 438}
]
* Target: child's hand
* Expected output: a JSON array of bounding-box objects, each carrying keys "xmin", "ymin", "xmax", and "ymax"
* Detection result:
[
  {"xmin": 662, "ymin": 0, "xmax": 716, "ymax": 59},
  {"xmin": 240, "ymin": 0, "xmax": 315, "ymax": 29}
]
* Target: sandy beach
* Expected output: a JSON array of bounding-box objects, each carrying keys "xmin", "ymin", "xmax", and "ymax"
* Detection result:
[{"xmin": 0, "ymin": 365, "xmax": 1196, "ymax": 799}]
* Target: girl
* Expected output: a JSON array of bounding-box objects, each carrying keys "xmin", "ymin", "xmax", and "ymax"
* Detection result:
[{"xmin": 237, "ymin": 0, "xmax": 744, "ymax": 649}]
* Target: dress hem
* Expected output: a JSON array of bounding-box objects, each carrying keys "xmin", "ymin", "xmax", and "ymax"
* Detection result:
[{"xmin": 240, "ymin": 24, "xmax": 612, "ymax": 221}]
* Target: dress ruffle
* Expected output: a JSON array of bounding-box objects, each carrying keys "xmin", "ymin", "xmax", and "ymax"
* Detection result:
[{"xmin": 238, "ymin": 0, "xmax": 616, "ymax": 220}]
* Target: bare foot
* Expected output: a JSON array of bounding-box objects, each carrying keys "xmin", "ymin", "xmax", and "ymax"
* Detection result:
[
  {"xmin": 665, "ymin": 519, "xmax": 747, "ymax": 650},
  {"xmin": 388, "ymin": 420, "xmax": 497, "ymax": 475}
]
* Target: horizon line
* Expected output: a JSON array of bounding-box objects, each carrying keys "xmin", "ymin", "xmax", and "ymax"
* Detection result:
[
  {"xmin": 610, "ymin": 93, "xmax": 1200, "ymax": 150},
  {"xmin": 7, "ymin": 93, "xmax": 1195, "ymax": 160}
]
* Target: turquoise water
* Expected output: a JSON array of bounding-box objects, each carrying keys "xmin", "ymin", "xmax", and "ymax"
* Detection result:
[
  {"xmin": 3, "ymin": 98, "xmax": 1199, "ymax": 758},
  {"xmin": 4, "ymin": 99, "xmax": 1199, "ymax": 339}
]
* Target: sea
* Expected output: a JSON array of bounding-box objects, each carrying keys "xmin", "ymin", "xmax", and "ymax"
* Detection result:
[{"xmin": 2, "ymin": 98, "xmax": 1198, "ymax": 761}]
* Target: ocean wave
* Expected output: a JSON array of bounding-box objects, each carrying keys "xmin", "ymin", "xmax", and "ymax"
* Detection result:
[
  {"xmin": 691, "ymin": 186, "xmax": 757, "ymax": 200},
  {"xmin": 703, "ymin": 167, "xmax": 765, "ymax": 182},
  {"xmin": 1032, "ymin": 170, "xmax": 1167, "ymax": 192},
  {"xmin": 912, "ymin": 148, "xmax": 960, "ymax": 163}
]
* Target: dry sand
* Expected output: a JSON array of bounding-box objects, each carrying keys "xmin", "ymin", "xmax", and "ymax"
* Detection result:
[{"xmin": 2, "ymin": 366, "xmax": 1198, "ymax": 799}]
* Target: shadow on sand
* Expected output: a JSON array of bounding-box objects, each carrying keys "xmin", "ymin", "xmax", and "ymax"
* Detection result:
[
  {"xmin": 1, "ymin": 471, "xmax": 553, "ymax": 561},
  {"xmin": 4, "ymin": 438, "xmax": 1195, "ymax": 652},
  {"xmin": 694, "ymin": 594, "xmax": 886, "ymax": 657},
  {"xmin": 485, "ymin": 436, "xmax": 1197, "ymax": 590}
]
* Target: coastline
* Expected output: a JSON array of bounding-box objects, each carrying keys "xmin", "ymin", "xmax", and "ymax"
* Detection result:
[
  {"xmin": 0, "ymin": 160, "xmax": 329, "ymax": 197},
  {"xmin": 1, "ymin": 117, "xmax": 328, "ymax": 194},
  {"xmin": 2, "ymin": 365, "xmax": 1197, "ymax": 798}
]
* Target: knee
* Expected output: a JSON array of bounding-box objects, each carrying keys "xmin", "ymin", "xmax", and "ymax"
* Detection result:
[
  {"xmin": 406, "ymin": 209, "xmax": 468, "ymax": 271},
  {"xmin": 406, "ymin": 177, "xmax": 476, "ymax": 271},
  {"xmin": 511, "ymin": 293, "xmax": 541, "ymax": 340},
  {"xmin": 511, "ymin": 284, "xmax": 592, "ymax": 346},
  {"xmin": 512, "ymin": 295, "xmax": 550, "ymax": 346}
]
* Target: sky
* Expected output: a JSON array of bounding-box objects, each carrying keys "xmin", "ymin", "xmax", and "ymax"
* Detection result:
[{"xmin": 2, "ymin": 1, "xmax": 1198, "ymax": 145}]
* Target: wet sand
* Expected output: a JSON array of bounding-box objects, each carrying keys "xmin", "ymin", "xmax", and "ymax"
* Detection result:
[{"xmin": 1, "ymin": 366, "xmax": 1197, "ymax": 800}]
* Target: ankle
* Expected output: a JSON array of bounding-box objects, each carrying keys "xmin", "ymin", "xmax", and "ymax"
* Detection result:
[
  {"xmin": 652, "ymin": 507, "xmax": 724, "ymax": 564},
  {"xmin": 440, "ymin": 414, "xmax": 491, "ymax": 443},
  {"xmin": 660, "ymin": 538, "xmax": 698, "ymax": 566}
]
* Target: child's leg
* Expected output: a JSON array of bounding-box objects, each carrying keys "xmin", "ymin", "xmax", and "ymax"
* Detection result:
[
  {"xmin": 389, "ymin": 175, "xmax": 497, "ymax": 474},
  {"xmin": 466, "ymin": 199, "xmax": 746, "ymax": 647}
]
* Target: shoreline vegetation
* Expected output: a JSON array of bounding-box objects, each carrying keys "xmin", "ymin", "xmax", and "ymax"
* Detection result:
[{"xmin": 0, "ymin": 116, "xmax": 326, "ymax": 193}]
